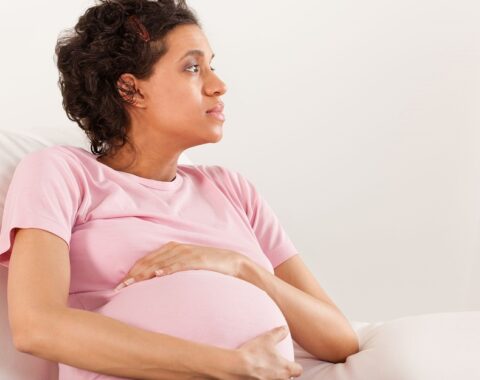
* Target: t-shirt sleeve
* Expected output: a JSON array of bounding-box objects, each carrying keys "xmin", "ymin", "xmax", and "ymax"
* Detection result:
[
  {"xmin": 227, "ymin": 167, "xmax": 300, "ymax": 269},
  {"xmin": 0, "ymin": 148, "xmax": 82, "ymax": 269}
]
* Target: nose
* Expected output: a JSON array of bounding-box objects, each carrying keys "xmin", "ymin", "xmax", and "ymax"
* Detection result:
[{"xmin": 206, "ymin": 73, "xmax": 228, "ymax": 97}]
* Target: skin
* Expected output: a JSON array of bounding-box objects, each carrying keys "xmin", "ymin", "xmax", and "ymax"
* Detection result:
[{"xmin": 97, "ymin": 23, "xmax": 227, "ymax": 181}]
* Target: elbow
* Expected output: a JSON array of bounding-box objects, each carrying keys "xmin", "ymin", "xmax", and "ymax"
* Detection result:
[
  {"xmin": 330, "ymin": 331, "xmax": 360, "ymax": 363},
  {"xmin": 13, "ymin": 329, "xmax": 37, "ymax": 353},
  {"xmin": 11, "ymin": 315, "xmax": 48, "ymax": 354},
  {"xmin": 11, "ymin": 307, "xmax": 65, "ymax": 354}
]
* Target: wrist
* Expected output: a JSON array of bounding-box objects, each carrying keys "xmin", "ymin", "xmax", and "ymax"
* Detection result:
[
  {"xmin": 232, "ymin": 251, "xmax": 250, "ymax": 279},
  {"xmin": 237, "ymin": 256, "xmax": 268, "ymax": 291},
  {"xmin": 204, "ymin": 347, "xmax": 245, "ymax": 379}
]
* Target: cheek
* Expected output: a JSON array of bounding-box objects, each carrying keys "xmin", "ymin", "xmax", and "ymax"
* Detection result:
[
  {"xmin": 148, "ymin": 80, "xmax": 204, "ymax": 120},
  {"xmin": 156, "ymin": 83, "xmax": 200, "ymax": 106},
  {"xmin": 170, "ymin": 90, "xmax": 204, "ymax": 118}
]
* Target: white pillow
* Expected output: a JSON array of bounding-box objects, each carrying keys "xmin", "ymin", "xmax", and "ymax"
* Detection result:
[{"xmin": 296, "ymin": 311, "xmax": 480, "ymax": 380}]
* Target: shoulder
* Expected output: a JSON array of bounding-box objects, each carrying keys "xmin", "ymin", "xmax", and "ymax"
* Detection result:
[
  {"xmin": 17, "ymin": 145, "xmax": 80, "ymax": 168},
  {"xmin": 13, "ymin": 145, "xmax": 85, "ymax": 188},
  {"xmin": 184, "ymin": 164, "xmax": 252, "ymax": 188},
  {"xmin": 190, "ymin": 164, "xmax": 246, "ymax": 181},
  {"xmin": 183, "ymin": 164, "xmax": 258, "ymax": 206}
]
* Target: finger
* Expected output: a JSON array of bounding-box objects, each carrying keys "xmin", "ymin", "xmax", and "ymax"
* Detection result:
[
  {"xmin": 141, "ymin": 240, "xmax": 179, "ymax": 263},
  {"xmin": 118, "ymin": 264, "xmax": 151, "ymax": 284},
  {"xmin": 118, "ymin": 242, "xmax": 181, "ymax": 285},
  {"xmin": 114, "ymin": 266, "xmax": 158, "ymax": 291},
  {"xmin": 288, "ymin": 362, "xmax": 303, "ymax": 377},
  {"xmin": 269, "ymin": 325, "xmax": 289, "ymax": 342},
  {"xmin": 152, "ymin": 252, "xmax": 183, "ymax": 277},
  {"xmin": 153, "ymin": 245, "xmax": 205, "ymax": 278},
  {"xmin": 116, "ymin": 262, "xmax": 160, "ymax": 289},
  {"xmin": 154, "ymin": 262, "xmax": 186, "ymax": 277},
  {"xmin": 140, "ymin": 245, "xmax": 186, "ymax": 277},
  {"xmin": 114, "ymin": 277, "xmax": 135, "ymax": 291}
]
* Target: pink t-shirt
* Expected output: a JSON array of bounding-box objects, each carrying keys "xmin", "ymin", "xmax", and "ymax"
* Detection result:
[{"xmin": 0, "ymin": 145, "xmax": 300, "ymax": 379}]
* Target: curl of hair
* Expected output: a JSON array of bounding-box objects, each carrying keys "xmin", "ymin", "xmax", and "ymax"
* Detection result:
[{"xmin": 55, "ymin": 0, "xmax": 201, "ymax": 157}]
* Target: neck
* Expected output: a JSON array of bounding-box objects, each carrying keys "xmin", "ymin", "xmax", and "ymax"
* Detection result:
[{"xmin": 97, "ymin": 146, "xmax": 180, "ymax": 182}]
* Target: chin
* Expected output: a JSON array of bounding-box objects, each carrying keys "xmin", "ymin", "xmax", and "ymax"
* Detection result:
[{"xmin": 206, "ymin": 124, "xmax": 224, "ymax": 143}]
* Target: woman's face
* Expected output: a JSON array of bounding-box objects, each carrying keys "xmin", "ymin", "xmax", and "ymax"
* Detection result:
[{"xmin": 127, "ymin": 23, "xmax": 228, "ymax": 148}]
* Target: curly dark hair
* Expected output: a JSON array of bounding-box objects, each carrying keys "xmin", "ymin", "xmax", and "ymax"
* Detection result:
[{"xmin": 55, "ymin": 0, "xmax": 201, "ymax": 157}]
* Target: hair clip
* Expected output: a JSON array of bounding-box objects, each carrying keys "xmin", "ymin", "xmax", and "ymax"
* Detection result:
[{"xmin": 126, "ymin": 15, "xmax": 151, "ymax": 42}]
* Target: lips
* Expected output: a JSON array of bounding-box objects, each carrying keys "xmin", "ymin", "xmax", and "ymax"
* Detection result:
[{"xmin": 206, "ymin": 102, "xmax": 224, "ymax": 113}]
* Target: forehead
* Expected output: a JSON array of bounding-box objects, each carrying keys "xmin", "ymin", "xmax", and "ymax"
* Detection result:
[{"xmin": 165, "ymin": 24, "xmax": 213, "ymax": 59}]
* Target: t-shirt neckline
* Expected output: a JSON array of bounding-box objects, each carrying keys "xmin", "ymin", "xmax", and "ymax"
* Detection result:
[{"xmin": 61, "ymin": 145, "xmax": 184, "ymax": 191}]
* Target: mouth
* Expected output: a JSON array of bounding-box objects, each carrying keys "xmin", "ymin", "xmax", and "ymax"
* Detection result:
[
  {"xmin": 206, "ymin": 111, "xmax": 225, "ymax": 121},
  {"xmin": 206, "ymin": 102, "xmax": 224, "ymax": 113},
  {"xmin": 206, "ymin": 102, "xmax": 225, "ymax": 121}
]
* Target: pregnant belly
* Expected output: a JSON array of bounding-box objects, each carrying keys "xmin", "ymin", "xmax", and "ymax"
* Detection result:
[{"xmin": 95, "ymin": 270, "xmax": 294, "ymax": 360}]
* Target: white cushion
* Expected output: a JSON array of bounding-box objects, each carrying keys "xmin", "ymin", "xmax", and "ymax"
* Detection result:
[{"xmin": 296, "ymin": 312, "xmax": 480, "ymax": 380}]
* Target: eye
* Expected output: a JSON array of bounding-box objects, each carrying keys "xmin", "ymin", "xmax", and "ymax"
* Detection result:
[{"xmin": 186, "ymin": 64, "xmax": 216, "ymax": 73}]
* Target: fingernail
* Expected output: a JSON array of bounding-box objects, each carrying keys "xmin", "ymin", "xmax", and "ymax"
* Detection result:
[
  {"xmin": 114, "ymin": 277, "xmax": 135, "ymax": 291},
  {"xmin": 155, "ymin": 269, "xmax": 163, "ymax": 276}
]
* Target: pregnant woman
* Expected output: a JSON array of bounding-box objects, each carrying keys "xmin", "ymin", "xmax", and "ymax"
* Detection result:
[{"xmin": 0, "ymin": 0, "xmax": 359, "ymax": 379}]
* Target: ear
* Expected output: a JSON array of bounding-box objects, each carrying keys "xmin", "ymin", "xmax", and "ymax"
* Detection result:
[{"xmin": 116, "ymin": 73, "xmax": 146, "ymax": 107}]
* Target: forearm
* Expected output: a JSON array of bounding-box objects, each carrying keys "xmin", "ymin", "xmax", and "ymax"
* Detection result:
[
  {"xmin": 239, "ymin": 260, "xmax": 359, "ymax": 363},
  {"xmin": 20, "ymin": 306, "xmax": 238, "ymax": 379}
]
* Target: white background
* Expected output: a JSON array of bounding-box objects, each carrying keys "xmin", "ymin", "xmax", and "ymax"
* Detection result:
[{"xmin": 0, "ymin": 0, "xmax": 478, "ymax": 322}]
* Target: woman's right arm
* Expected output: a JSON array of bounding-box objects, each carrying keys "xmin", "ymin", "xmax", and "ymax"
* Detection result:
[{"xmin": 7, "ymin": 228, "xmax": 239, "ymax": 380}]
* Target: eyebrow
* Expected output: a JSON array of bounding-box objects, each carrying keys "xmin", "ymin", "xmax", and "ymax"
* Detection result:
[{"xmin": 178, "ymin": 49, "xmax": 215, "ymax": 62}]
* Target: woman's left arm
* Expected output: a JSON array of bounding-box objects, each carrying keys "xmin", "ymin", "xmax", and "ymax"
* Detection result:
[{"xmin": 238, "ymin": 254, "xmax": 360, "ymax": 363}]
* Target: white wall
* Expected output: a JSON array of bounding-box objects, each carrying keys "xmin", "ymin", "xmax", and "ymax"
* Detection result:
[{"xmin": 0, "ymin": 0, "xmax": 478, "ymax": 322}]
